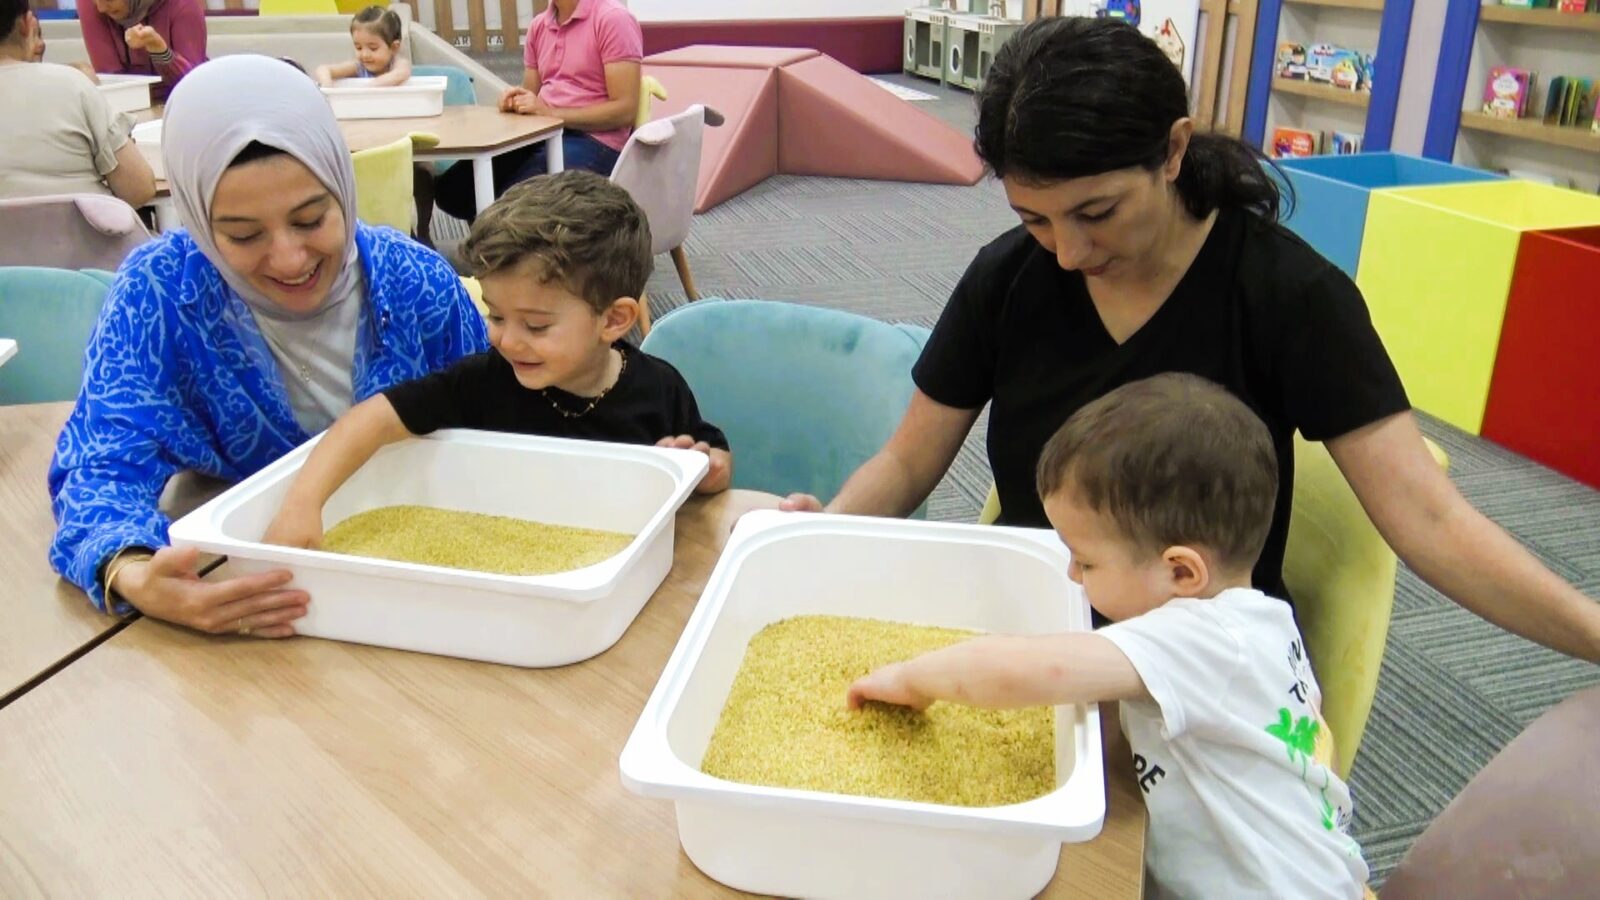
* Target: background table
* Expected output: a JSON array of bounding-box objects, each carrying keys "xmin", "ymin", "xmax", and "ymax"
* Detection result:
[
  {"xmin": 140, "ymin": 106, "xmax": 565, "ymax": 229},
  {"xmin": 0, "ymin": 488, "xmax": 1146, "ymax": 896},
  {"xmin": 0, "ymin": 402, "xmax": 127, "ymax": 703}
]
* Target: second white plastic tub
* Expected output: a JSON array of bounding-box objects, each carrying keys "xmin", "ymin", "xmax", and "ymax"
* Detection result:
[
  {"xmin": 321, "ymin": 75, "xmax": 448, "ymax": 119},
  {"xmin": 97, "ymin": 73, "xmax": 161, "ymax": 114},
  {"xmin": 168, "ymin": 430, "xmax": 708, "ymax": 667},
  {"xmin": 620, "ymin": 511, "xmax": 1105, "ymax": 900}
]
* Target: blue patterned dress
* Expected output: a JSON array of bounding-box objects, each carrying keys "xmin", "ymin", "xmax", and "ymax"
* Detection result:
[{"xmin": 49, "ymin": 223, "xmax": 490, "ymax": 611}]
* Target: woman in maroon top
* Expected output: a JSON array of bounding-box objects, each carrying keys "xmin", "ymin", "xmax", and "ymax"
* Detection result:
[{"xmin": 80, "ymin": 0, "xmax": 207, "ymax": 100}]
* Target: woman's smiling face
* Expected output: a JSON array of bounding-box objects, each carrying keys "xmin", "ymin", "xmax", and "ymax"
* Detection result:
[{"xmin": 209, "ymin": 154, "xmax": 347, "ymax": 315}]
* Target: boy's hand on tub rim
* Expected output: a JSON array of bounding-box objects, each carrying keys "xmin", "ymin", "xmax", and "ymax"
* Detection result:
[
  {"xmin": 115, "ymin": 545, "xmax": 309, "ymax": 639},
  {"xmin": 657, "ymin": 435, "xmax": 732, "ymax": 494}
]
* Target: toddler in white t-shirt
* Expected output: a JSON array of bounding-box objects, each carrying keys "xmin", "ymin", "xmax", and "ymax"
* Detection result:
[{"xmin": 849, "ymin": 372, "xmax": 1370, "ymax": 900}]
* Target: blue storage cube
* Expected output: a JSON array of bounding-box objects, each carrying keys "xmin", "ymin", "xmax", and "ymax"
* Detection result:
[{"xmin": 1275, "ymin": 153, "xmax": 1501, "ymax": 278}]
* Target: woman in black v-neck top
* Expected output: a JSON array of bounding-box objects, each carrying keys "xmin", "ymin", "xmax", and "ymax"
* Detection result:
[{"xmin": 781, "ymin": 17, "xmax": 1600, "ymax": 661}]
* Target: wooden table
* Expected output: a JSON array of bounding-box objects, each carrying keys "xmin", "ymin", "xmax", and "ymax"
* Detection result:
[
  {"xmin": 0, "ymin": 402, "xmax": 128, "ymax": 703},
  {"xmin": 140, "ymin": 105, "xmax": 565, "ymax": 229},
  {"xmin": 0, "ymin": 489, "xmax": 1146, "ymax": 897}
]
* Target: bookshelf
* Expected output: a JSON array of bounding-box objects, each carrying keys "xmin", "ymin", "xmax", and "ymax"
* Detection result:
[
  {"xmin": 1425, "ymin": 3, "xmax": 1600, "ymax": 191},
  {"xmin": 1273, "ymin": 76, "xmax": 1373, "ymax": 107},
  {"xmin": 1246, "ymin": 0, "xmax": 1410, "ymax": 158}
]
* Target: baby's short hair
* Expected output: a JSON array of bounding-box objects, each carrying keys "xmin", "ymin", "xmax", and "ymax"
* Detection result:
[
  {"xmin": 351, "ymin": 5, "xmax": 402, "ymax": 44},
  {"xmin": 1035, "ymin": 373, "xmax": 1279, "ymax": 572},
  {"xmin": 463, "ymin": 170, "xmax": 653, "ymax": 315}
]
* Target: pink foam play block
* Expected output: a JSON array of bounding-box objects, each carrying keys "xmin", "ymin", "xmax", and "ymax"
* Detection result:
[
  {"xmin": 776, "ymin": 55, "xmax": 983, "ymax": 186},
  {"xmin": 644, "ymin": 63, "xmax": 779, "ymax": 213},
  {"xmin": 644, "ymin": 45, "xmax": 819, "ymax": 69}
]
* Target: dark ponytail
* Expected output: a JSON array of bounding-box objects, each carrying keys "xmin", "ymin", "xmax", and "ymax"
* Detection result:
[
  {"xmin": 0, "ymin": 0, "xmax": 29, "ymax": 44},
  {"xmin": 975, "ymin": 17, "xmax": 1290, "ymax": 222}
]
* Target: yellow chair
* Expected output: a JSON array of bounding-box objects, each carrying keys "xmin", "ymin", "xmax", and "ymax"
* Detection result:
[
  {"xmin": 628, "ymin": 73, "xmax": 673, "ymax": 338},
  {"xmin": 976, "ymin": 434, "xmax": 1451, "ymax": 779},
  {"xmin": 351, "ymin": 133, "xmax": 436, "ymax": 233},
  {"xmin": 258, "ymin": 0, "xmax": 340, "ymax": 14},
  {"xmin": 460, "ymin": 276, "xmax": 486, "ymax": 317},
  {"xmin": 637, "ymin": 75, "xmax": 667, "ymax": 128},
  {"xmin": 1284, "ymin": 434, "xmax": 1448, "ymax": 779}
]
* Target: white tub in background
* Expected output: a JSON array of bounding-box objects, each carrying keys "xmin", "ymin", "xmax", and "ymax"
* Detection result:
[
  {"xmin": 620, "ymin": 510, "xmax": 1105, "ymax": 900},
  {"xmin": 321, "ymin": 75, "xmax": 448, "ymax": 119},
  {"xmin": 168, "ymin": 430, "xmax": 708, "ymax": 667},
  {"xmin": 96, "ymin": 73, "xmax": 162, "ymax": 114}
]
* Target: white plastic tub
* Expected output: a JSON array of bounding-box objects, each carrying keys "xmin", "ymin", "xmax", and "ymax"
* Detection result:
[
  {"xmin": 321, "ymin": 75, "xmax": 448, "ymax": 119},
  {"xmin": 168, "ymin": 430, "xmax": 708, "ymax": 667},
  {"xmin": 131, "ymin": 119, "xmax": 162, "ymax": 148},
  {"xmin": 97, "ymin": 73, "xmax": 162, "ymax": 114},
  {"xmin": 620, "ymin": 510, "xmax": 1105, "ymax": 900}
]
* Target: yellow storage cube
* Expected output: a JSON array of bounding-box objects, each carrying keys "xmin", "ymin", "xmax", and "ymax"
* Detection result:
[{"xmin": 1356, "ymin": 181, "xmax": 1600, "ymax": 433}]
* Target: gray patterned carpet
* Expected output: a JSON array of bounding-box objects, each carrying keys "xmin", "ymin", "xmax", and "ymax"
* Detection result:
[{"xmin": 440, "ymin": 64, "xmax": 1600, "ymax": 884}]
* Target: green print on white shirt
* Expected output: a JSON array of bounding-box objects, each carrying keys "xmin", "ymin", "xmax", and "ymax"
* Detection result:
[{"xmin": 1265, "ymin": 707, "xmax": 1338, "ymax": 831}]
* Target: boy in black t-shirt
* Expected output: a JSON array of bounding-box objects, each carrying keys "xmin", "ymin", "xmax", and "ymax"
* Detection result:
[{"xmin": 262, "ymin": 171, "xmax": 731, "ymax": 550}]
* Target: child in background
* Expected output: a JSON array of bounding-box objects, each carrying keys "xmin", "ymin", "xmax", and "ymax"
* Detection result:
[
  {"xmin": 848, "ymin": 373, "xmax": 1370, "ymax": 900},
  {"xmin": 314, "ymin": 5, "xmax": 410, "ymax": 87},
  {"xmin": 263, "ymin": 171, "xmax": 731, "ymax": 549}
]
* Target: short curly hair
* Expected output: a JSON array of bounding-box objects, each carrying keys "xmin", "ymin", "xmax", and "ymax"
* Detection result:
[
  {"xmin": 462, "ymin": 170, "xmax": 653, "ymax": 314},
  {"xmin": 1036, "ymin": 373, "xmax": 1279, "ymax": 572}
]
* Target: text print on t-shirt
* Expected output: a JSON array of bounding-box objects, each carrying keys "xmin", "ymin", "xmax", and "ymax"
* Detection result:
[{"xmin": 1133, "ymin": 752, "xmax": 1167, "ymax": 795}]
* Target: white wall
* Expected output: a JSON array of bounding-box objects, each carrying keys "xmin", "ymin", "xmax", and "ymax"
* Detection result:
[{"xmin": 626, "ymin": 0, "xmax": 932, "ymax": 22}]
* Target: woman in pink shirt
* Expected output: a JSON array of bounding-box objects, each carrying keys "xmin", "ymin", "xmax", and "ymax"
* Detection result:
[
  {"xmin": 433, "ymin": 0, "xmax": 641, "ymax": 221},
  {"xmin": 80, "ymin": 0, "xmax": 207, "ymax": 101}
]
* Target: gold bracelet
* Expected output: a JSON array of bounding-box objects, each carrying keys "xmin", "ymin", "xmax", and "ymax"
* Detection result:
[{"xmin": 103, "ymin": 549, "xmax": 155, "ymax": 612}]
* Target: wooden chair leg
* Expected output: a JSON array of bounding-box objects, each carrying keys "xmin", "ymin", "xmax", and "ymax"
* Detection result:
[
  {"xmin": 670, "ymin": 246, "xmax": 699, "ymax": 301},
  {"xmin": 637, "ymin": 291, "xmax": 654, "ymax": 339}
]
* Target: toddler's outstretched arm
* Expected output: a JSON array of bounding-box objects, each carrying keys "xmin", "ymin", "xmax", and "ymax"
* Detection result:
[
  {"xmin": 847, "ymin": 633, "xmax": 1149, "ymax": 711},
  {"xmin": 262, "ymin": 395, "xmax": 413, "ymax": 548},
  {"xmin": 365, "ymin": 56, "xmax": 412, "ymax": 87},
  {"xmin": 314, "ymin": 60, "xmax": 360, "ymax": 87}
]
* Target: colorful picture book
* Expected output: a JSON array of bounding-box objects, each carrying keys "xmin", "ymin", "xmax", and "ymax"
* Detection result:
[
  {"xmin": 1482, "ymin": 66, "xmax": 1536, "ymax": 119},
  {"xmin": 1271, "ymin": 127, "xmax": 1319, "ymax": 159},
  {"xmin": 1542, "ymin": 77, "xmax": 1598, "ymax": 128}
]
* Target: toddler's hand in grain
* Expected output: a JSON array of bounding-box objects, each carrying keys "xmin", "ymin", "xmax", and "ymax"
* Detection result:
[
  {"xmin": 262, "ymin": 502, "xmax": 324, "ymax": 550},
  {"xmin": 848, "ymin": 663, "xmax": 932, "ymax": 712}
]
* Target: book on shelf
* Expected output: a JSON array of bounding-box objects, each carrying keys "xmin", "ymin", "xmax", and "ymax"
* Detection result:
[
  {"xmin": 1482, "ymin": 66, "xmax": 1537, "ymax": 119},
  {"xmin": 1271, "ymin": 127, "xmax": 1320, "ymax": 158},
  {"xmin": 1324, "ymin": 131, "xmax": 1364, "ymax": 155}
]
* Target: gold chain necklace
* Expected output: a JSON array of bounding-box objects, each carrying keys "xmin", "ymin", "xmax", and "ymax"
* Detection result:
[{"xmin": 540, "ymin": 347, "xmax": 627, "ymax": 419}]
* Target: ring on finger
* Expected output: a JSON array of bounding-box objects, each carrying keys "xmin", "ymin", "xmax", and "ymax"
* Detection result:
[{"xmin": 235, "ymin": 617, "xmax": 251, "ymax": 636}]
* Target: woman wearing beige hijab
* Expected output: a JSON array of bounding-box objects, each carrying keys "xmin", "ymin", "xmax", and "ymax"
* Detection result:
[{"xmin": 50, "ymin": 55, "xmax": 489, "ymax": 638}]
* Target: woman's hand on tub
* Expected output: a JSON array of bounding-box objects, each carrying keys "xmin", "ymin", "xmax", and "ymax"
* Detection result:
[
  {"xmin": 263, "ymin": 501, "xmax": 325, "ymax": 550},
  {"xmin": 657, "ymin": 435, "xmax": 732, "ymax": 495},
  {"xmin": 114, "ymin": 545, "xmax": 309, "ymax": 639}
]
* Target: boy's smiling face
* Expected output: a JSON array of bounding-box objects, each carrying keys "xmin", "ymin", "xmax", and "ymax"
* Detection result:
[{"xmin": 478, "ymin": 262, "xmax": 635, "ymax": 395}]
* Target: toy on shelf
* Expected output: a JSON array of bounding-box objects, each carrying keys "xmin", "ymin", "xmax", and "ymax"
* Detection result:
[
  {"xmin": 1481, "ymin": 66, "xmax": 1536, "ymax": 120},
  {"xmin": 1277, "ymin": 42, "xmax": 1374, "ymax": 92},
  {"xmin": 1272, "ymin": 127, "xmax": 1320, "ymax": 158}
]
